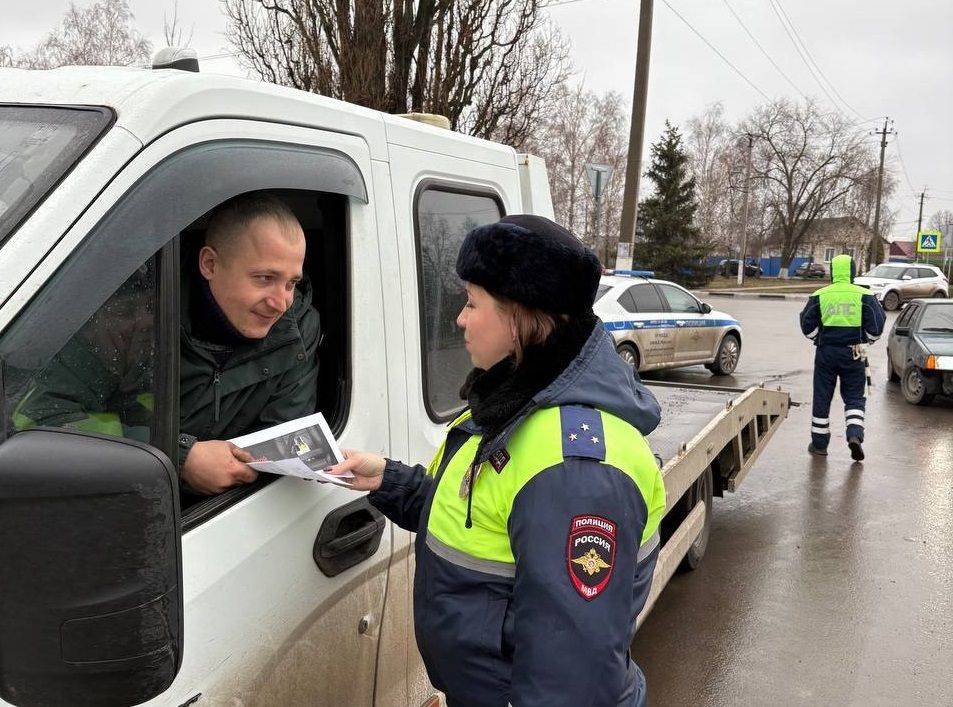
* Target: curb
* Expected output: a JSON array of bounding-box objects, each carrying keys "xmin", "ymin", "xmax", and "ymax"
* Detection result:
[{"xmin": 697, "ymin": 290, "xmax": 812, "ymax": 301}]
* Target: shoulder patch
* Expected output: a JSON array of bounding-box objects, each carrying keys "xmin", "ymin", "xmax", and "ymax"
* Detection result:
[
  {"xmin": 560, "ymin": 405, "xmax": 605, "ymax": 461},
  {"xmin": 567, "ymin": 515, "xmax": 616, "ymax": 600}
]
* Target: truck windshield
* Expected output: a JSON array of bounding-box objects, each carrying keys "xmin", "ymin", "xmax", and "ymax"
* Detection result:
[{"xmin": 0, "ymin": 105, "xmax": 113, "ymax": 246}]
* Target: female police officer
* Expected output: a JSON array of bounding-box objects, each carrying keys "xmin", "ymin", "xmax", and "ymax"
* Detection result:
[{"xmin": 329, "ymin": 215, "xmax": 666, "ymax": 707}]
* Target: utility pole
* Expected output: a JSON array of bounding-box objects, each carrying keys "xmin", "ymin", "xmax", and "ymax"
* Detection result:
[
  {"xmin": 868, "ymin": 117, "xmax": 894, "ymax": 268},
  {"xmin": 916, "ymin": 190, "xmax": 926, "ymax": 263},
  {"xmin": 917, "ymin": 190, "xmax": 926, "ymax": 234},
  {"xmin": 617, "ymin": 0, "xmax": 654, "ymax": 269},
  {"xmin": 736, "ymin": 133, "xmax": 754, "ymax": 287}
]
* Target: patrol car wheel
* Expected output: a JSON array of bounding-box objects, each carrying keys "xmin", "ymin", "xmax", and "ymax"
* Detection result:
[
  {"xmin": 883, "ymin": 291, "xmax": 901, "ymax": 311},
  {"xmin": 902, "ymin": 366, "xmax": 936, "ymax": 405},
  {"xmin": 617, "ymin": 343, "xmax": 640, "ymax": 372},
  {"xmin": 678, "ymin": 467, "xmax": 713, "ymax": 572},
  {"xmin": 708, "ymin": 334, "xmax": 740, "ymax": 376},
  {"xmin": 932, "ymin": 290, "xmax": 947, "ymax": 299}
]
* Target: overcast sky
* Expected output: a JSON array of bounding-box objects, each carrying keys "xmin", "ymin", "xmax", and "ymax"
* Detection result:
[{"xmin": 3, "ymin": 0, "xmax": 951, "ymax": 239}]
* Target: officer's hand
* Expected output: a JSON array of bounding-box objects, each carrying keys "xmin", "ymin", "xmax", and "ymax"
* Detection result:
[
  {"xmin": 181, "ymin": 440, "xmax": 258, "ymax": 495},
  {"xmin": 325, "ymin": 449, "xmax": 386, "ymax": 492}
]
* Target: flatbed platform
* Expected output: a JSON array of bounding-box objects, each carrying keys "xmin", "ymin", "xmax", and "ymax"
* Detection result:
[{"xmin": 636, "ymin": 381, "xmax": 790, "ymax": 626}]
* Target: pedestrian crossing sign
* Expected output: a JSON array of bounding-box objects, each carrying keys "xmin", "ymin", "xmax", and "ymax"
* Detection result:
[{"xmin": 917, "ymin": 230, "xmax": 942, "ymax": 253}]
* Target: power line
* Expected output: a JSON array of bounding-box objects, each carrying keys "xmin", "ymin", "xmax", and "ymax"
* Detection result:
[
  {"xmin": 766, "ymin": 0, "xmax": 843, "ymax": 115},
  {"xmin": 659, "ymin": 0, "xmax": 771, "ymax": 101},
  {"xmin": 720, "ymin": 0, "xmax": 809, "ymax": 102},
  {"xmin": 893, "ymin": 132, "xmax": 918, "ymax": 194},
  {"xmin": 771, "ymin": 0, "xmax": 867, "ymax": 121}
]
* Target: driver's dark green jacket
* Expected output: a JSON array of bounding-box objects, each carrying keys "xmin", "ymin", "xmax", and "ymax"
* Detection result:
[{"xmin": 13, "ymin": 277, "xmax": 320, "ymax": 466}]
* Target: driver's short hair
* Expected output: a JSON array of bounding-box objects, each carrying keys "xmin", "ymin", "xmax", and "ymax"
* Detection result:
[{"xmin": 205, "ymin": 192, "xmax": 302, "ymax": 257}]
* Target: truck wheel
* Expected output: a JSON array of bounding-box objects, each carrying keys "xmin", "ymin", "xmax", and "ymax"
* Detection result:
[
  {"xmin": 708, "ymin": 334, "xmax": 740, "ymax": 375},
  {"xmin": 887, "ymin": 353, "xmax": 899, "ymax": 383},
  {"xmin": 883, "ymin": 291, "xmax": 901, "ymax": 311},
  {"xmin": 678, "ymin": 467, "xmax": 713, "ymax": 572},
  {"xmin": 902, "ymin": 366, "xmax": 936, "ymax": 405},
  {"xmin": 617, "ymin": 343, "xmax": 640, "ymax": 372}
]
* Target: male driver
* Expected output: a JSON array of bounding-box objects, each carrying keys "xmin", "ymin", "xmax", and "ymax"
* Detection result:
[
  {"xmin": 799, "ymin": 254, "xmax": 884, "ymax": 461},
  {"xmin": 177, "ymin": 193, "xmax": 320, "ymax": 493},
  {"xmin": 13, "ymin": 192, "xmax": 320, "ymax": 495}
]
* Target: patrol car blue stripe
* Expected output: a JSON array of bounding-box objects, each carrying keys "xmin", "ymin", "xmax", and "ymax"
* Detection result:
[{"xmin": 603, "ymin": 318, "xmax": 739, "ymax": 332}]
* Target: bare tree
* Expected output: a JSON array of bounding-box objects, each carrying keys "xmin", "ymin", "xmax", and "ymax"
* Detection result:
[
  {"xmin": 3, "ymin": 0, "xmax": 151, "ymax": 69},
  {"xmin": 222, "ymin": 0, "xmax": 570, "ymax": 145},
  {"xmin": 524, "ymin": 85, "xmax": 629, "ymax": 258},
  {"xmin": 929, "ymin": 208, "xmax": 953, "ymax": 230},
  {"xmin": 745, "ymin": 99, "xmax": 872, "ymax": 277},
  {"xmin": 687, "ymin": 102, "xmax": 732, "ymax": 250},
  {"xmin": 164, "ymin": 0, "xmax": 194, "ymax": 48}
]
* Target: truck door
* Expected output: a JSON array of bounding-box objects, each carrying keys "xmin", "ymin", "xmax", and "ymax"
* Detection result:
[{"xmin": 0, "ymin": 120, "xmax": 394, "ymax": 706}]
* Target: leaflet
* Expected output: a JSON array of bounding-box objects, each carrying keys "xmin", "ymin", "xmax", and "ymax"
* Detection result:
[{"xmin": 229, "ymin": 412, "xmax": 353, "ymax": 487}]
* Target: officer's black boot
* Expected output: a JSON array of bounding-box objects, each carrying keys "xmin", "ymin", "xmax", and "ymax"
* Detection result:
[
  {"xmin": 848, "ymin": 437, "xmax": 864, "ymax": 461},
  {"xmin": 808, "ymin": 443, "xmax": 828, "ymax": 456}
]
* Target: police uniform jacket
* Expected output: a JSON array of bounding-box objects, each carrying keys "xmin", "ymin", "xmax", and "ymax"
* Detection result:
[
  {"xmin": 369, "ymin": 322, "xmax": 666, "ymax": 707},
  {"xmin": 799, "ymin": 255, "xmax": 885, "ymax": 347}
]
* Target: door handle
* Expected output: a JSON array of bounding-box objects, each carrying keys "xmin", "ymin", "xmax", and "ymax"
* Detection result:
[
  {"xmin": 324, "ymin": 521, "xmax": 382, "ymax": 557},
  {"xmin": 313, "ymin": 497, "xmax": 386, "ymax": 577}
]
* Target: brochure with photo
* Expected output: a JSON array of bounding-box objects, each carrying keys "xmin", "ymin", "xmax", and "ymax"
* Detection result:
[{"xmin": 229, "ymin": 413, "xmax": 353, "ymax": 487}]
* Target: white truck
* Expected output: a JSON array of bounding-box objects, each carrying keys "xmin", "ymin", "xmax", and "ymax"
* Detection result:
[{"xmin": 0, "ymin": 61, "xmax": 789, "ymax": 706}]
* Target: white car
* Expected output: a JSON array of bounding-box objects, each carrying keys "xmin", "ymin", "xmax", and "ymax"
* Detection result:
[
  {"xmin": 595, "ymin": 272, "xmax": 743, "ymax": 375},
  {"xmin": 854, "ymin": 263, "xmax": 949, "ymax": 311}
]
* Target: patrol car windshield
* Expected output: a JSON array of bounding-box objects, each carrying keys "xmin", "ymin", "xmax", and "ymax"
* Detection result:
[
  {"xmin": 865, "ymin": 265, "xmax": 906, "ymax": 279},
  {"xmin": 0, "ymin": 105, "xmax": 113, "ymax": 247}
]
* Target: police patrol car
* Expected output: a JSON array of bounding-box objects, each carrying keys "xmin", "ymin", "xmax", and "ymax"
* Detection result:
[{"xmin": 595, "ymin": 271, "xmax": 743, "ymax": 375}]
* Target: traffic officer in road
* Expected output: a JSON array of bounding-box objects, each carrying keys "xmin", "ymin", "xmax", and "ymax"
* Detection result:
[
  {"xmin": 329, "ymin": 215, "xmax": 666, "ymax": 707},
  {"xmin": 799, "ymin": 254, "xmax": 886, "ymax": 460}
]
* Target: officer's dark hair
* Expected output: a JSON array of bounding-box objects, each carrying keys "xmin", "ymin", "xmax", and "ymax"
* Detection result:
[{"xmin": 205, "ymin": 192, "xmax": 303, "ymax": 259}]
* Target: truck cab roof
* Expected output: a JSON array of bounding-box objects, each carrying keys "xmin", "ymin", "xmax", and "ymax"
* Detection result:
[{"xmin": 0, "ymin": 65, "xmax": 517, "ymax": 166}]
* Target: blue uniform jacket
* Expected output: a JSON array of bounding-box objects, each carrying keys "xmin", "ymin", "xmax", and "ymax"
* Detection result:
[{"xmin": 369, "ymin": 323, "xmax": 663, "ymax": 706}]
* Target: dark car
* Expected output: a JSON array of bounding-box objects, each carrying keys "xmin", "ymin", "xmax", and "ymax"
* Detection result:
[
  {"xmin": 886, "ymin": 299, "xmax": 953, "ymax": 405},
  {"xmin": 794, "ymin": 262, "xmax": 827, "ymax": 279},
  {"xmin": 717, "ymin": 259, "xmax": 762, "ymax": 278}
]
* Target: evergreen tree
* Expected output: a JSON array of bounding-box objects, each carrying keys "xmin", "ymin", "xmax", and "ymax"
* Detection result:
[{"xmin": 637, "ymin": 121, "xmax": 711, "ymax": 285}]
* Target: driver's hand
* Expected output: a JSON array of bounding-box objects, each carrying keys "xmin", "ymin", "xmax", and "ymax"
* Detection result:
[{"xmin": 181, "ymin": 440, "xmax": 257, "ymax": 495}]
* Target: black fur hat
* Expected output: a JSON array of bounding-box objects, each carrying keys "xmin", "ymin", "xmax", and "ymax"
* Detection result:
[{"xmin": 455, "ymin": 215, "xmax": 601, "ymax": 315}]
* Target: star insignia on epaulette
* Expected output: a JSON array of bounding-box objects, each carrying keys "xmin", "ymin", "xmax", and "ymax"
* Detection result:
[
  {"xmin": 581, "ymin": 423, "xmax": 590, "ymax": 431},
  {"xmin": 569, "ymin": 433, "xmax": 578, "ymax": 442},
  {"xmin": 591, "ymin": 436, "xmax": 600, "ymax": 444}
]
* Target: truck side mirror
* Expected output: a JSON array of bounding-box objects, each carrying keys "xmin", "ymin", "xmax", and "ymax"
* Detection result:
[{"xmin": 0, "ymin": 428, "xmax": 183, "ymax": 706}]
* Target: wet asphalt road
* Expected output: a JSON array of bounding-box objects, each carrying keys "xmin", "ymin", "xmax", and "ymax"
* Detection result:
[{"xmin": 632, "ymin": 297, "xmax": 953, "ymax": 706}]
